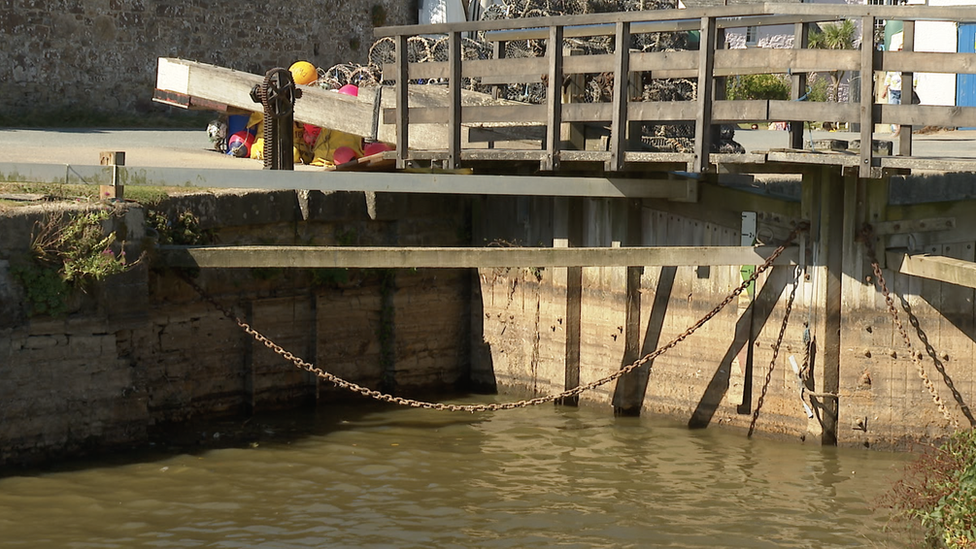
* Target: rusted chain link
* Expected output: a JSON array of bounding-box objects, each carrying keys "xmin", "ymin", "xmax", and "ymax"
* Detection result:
[
  {"xmin": 181, "ymin": 223, "xmax": 808, "ymax": 413},
  {"xmin": 859, "ymin": 225, "xmax": 959, "ymax": 429},
  {"xmin": 748, "ymin": 265, "xmax": 801, "ymax": 438}
]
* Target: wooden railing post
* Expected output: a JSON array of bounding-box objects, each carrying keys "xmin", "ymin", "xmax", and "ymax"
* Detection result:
[
  {"xmin": 859, "ymin": 15, "xmax": 878, "ymax": 179},
  {"xmin": 608, "ymin": 21, "xmax": 631, "ymax": 172},
  {"xmin": 491, "ymin": 40, "xmax": 506, "ymax": 101},
  {"xmin": 789, "ymin": 21, "xmax": 809, "ymax": 149},
  {"xmin": 899, "ymin": 20, "xmax": 915, "ymax": 157},
  {"xmin": 448, "ymin": 31, "xmax": 463, "ymax": 169},
  {"xmin": 692, "ymin": 15, "xmax": 717, "ymax": 173},
  {"xmin": 395, "ymin": 34, "xmax": 409, "ymax": 169},
  {"xmin": 544, "ymin": 25, "xmax": 564, "ymax": 172}
]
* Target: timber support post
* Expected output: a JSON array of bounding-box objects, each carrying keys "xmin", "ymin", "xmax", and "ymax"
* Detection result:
[
  {"xmin": 556, "ymin": 197, "xmax": 584, "ymax": 406},
  {"xmin": 613, "ymin": 198, "xmax": 646, "ymax": 415},
  {"xmin": 803, "ymin": 166, "xmax": 845, "ymax": 445}
]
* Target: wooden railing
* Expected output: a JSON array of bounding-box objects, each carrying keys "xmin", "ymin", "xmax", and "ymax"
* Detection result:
[{"xmin": 374, "ymin": 3, "xmax": 976, "ymax": 178}]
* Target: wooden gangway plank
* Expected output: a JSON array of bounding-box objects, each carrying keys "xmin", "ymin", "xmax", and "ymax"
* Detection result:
[
  {"xmin": 159, "ymin": 245, "xmax": 800, "ymax": 269},
  {"xmin": 888, "ymin": 252, "xmax": 976, "ymax": 290}
]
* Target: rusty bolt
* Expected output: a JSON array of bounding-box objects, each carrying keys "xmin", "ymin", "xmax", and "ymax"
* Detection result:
[{"xmin": 864, "ymin": 349, "xmax": 872, "ymax": 358}]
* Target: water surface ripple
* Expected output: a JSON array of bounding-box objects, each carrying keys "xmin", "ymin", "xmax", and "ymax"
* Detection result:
[{"xmin": 0, "ymin": 398, "xmax": 910, "ymax": 548}]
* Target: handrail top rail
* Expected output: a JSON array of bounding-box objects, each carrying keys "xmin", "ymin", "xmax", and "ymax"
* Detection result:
[{"xmin": 374, "ymin": 2, "xmax": 976, "ymax": 38}]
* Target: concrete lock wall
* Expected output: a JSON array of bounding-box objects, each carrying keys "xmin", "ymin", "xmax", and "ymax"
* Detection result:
[
  {"xmin": 0, "ymin": 0, "xmax": 415, "ymax": 118},
  {"xmin": 0, "ymin": 190, "xmax": 469, "ymax": 466},
  {"xmin": 473, "ymin": 187, "xmax": 976, "ymax": 451},
  {"xmin": 3, "ymin": 184, "xmax": 976, "ymax": 464}
]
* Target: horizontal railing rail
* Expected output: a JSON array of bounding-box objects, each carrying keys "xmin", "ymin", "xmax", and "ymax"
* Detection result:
[{"xmin": 374, "ymin": 3, "xmax": 976, "ymax": 177}]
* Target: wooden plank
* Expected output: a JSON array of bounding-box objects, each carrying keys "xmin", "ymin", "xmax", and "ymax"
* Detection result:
[
  {"xmin": 383, "ymin": 104, "xmax": 548, "ymax": 124},
  {"xmin": 157, "ymin": 58, "xmax": 405, "ymax": 144},
  {"xmin": 880, "ymin": 156, "xmax": 976, "ymax": 173},
  {"xmin": 559, "ymin": 150, "xmax": 611, "ymax": 162},
  {"xmin": 375, "ymin": 4, "xmax": 976, "ymax": 39},
  {"xmin": 460, "ymin": 149, "xmax": 547, "ymax": 161},
  {"xmin": 480, "ymin": 15, "xmax": 839, "ymax": 43},
  {"xmin": 373, "ymin": 5, "xmax": 771, "ymax": 38},
  {"xmin": 628, "ymin": 50, "xmax": 698, "ymax": 74},
  {"xmin": 768, "ymin": 101, "xmax": 859, "ymax": 123},
  {"xmin": 879, "ymin": 105, "xmax": 976, "ymax": 128},
  {"xmin": 467, "ymin": 125, "xmax": 546, "ymax": 143},
  {"xmin": 880, "ymin": 51, "xmax": 976, "ymax": 75},
  {"xmin": 626, "ymin": 101, "xmax": 697, "ymax": 121},
  {"xmin": 159, "ymin": 245, "xmax": 801, "ymax": 269},
  {"xmin": 563, "ymin": 102, "xmax": 613, "ymax": 122},
  {"xmin": 715, "ymin": 48, "xmax": 860, "ymax": 75},
  {"xmin": 888, "ymin": 252, "xmax": 976, "ymax": 290},
  {"xmin": 766, "ymin": 151, "xmax": 861, "ymax": 167},
  {"xmin": 939, "ymin": 241, "xmax": 976, "ymax": 428},
  {"xmin": 564, "ymin": 53, "xmax": 618, "ymax": 75}
]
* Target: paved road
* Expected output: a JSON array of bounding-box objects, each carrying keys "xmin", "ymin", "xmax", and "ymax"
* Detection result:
[
  {"xmin": 0, "ymin": 128, "xmax": 320, "ymax": 171},
  {"xmin": 1, "ymin": 126, "xmax": 973, "ymax": 170}
]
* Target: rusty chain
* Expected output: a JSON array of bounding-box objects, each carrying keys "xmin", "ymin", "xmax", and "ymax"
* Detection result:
[
  {"xmin": 748, "ymin": 265, "xmax": 801, "ymax": 438},
  {"xmin": 181, "ymin": 223, "xmax": 808, "ymax": 413},
  {"xmin": 859, "ymin": 224, "xmax": 959, "ymax": 429}
]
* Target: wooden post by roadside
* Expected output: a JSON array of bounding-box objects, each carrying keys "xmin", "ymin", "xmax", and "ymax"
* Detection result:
[{"xmin": 99, "ymin": 151, "xmax": 124, "ymax": 201}]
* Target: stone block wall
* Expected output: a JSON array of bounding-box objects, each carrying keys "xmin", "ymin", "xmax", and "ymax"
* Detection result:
[
  {"xmin": 0, "ymin": 0, "xmax": 416, "ymax": 118},
  {"xmin": 0, "ymin": 188, "xmax": 469, "ymax": 466}
]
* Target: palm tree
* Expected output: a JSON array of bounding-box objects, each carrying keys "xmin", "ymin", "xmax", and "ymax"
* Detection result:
[{"xmin": 808, "ymin": 19, "xmax": 857, "ymax": 103}]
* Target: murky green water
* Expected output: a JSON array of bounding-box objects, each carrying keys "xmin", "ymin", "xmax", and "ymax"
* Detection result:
[{"xmin": 0, "ymin": 397, "xmax": 911, "ymax": 548}]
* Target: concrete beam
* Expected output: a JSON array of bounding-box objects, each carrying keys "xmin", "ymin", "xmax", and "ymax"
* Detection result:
[
  {"xmin": 159, "ymin": 245, "xmax": 799, "ymax": 269},
  {"xmin": 0, "ymin": 162, "xmax": 697, "ymax": 200},
  {"xmin": 887, "ymin": 251, "xmax": 976, "ymax": 290}
]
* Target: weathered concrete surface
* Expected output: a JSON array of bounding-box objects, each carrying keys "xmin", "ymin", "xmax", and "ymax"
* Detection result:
[
  {"xmin": 0, "ymin": 189, "xmax": 470, "ymax": 466},
  {"xmin": 473, "ymin": 186, "xmax": 976, "ymax": 451}
]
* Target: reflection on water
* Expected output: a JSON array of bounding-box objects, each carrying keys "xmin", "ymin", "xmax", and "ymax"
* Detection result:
[{"xmin": 0, "ymin": 396, "xmax": 910, "ymax": 548}]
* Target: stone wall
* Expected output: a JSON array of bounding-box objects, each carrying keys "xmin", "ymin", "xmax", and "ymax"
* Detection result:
[
  {"xmin": 0, "ymin": 189, "xmax": 469, "ymax": 466},
  {"xmin": 0, "ymin": 0, "xmax": 416, "ymax": 119}
]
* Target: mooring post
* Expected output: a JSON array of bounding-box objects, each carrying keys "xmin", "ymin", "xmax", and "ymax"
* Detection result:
[{"xmin": 98, "ymin": 151, "xmax": 124, "ymax": 201}]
